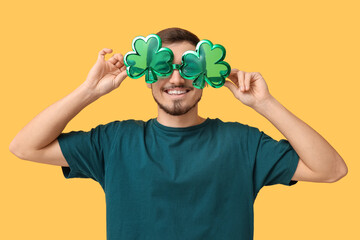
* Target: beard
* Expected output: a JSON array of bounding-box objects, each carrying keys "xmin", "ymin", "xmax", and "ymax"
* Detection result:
[{"xmin": 152, "ymin": 91, "xmax": 202, "ymax": 116}]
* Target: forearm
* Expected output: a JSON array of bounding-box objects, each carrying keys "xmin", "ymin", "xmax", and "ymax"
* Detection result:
[
  {"xmin": 10, "ymin": 84, "xmax": 98, "ymax": 154},
  {"xmin": 253, "ymin": 95, "xmax": 347, "ymax": 178}
]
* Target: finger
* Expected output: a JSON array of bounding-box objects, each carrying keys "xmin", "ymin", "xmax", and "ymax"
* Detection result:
[
  {"xmin": 227, "ymin": 75, "xmax": 239, "ymax": 87},
  {"xmin": 229, "ymin": 68, "xmax": 239, "ymax": 76},
  {"xmin": 108, "ymin": 53, "xmax": 124, "ymax": 65},
  {"xmin": 113, "ymin": 70, "xmax": 128, "ymax": 88},
  {"xmin": 227, "ymin": 69, "xmax": 240, "ymax": 87},
  {"xmin": 108, "ymin": 55, "xmax": 117, "ymax": 65},
  {"xmin": 224, "ymin": 80, "xmax": 238, "ymax": 95},
  {"xmin": 116, "ymin": 61, "xmax": 126, "ymax": 70},
  {"xmin": 244, "ymin": 72, "xmax": 252, "ymax": 91},
  {"xmin": 98, "ymin": 48, "xmax": 113, "ymax": 61},
  {"xmin": 237, "ymin": 71, "xmax": 245, "ymax": 91},
  {"xmin": 114, "ymin": 53, "xmax": 124, "ymax": 63},
  {"xmin": 115, "ymin": 61, "xmax": 122, "ymax": 68},
  {"xmin": 115, "ymin": 54, "xmax": 125, "ymax": 68},
  {"xmin": 228, "ymin": 69, "xmax": 239, "ymax": 79}
]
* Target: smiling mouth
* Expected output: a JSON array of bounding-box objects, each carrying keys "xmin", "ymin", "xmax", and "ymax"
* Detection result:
[
  {"xmin": 164, "ymin": 87, "xmax": 191, "ymax": 96},
  {"xmin": 165, "ymin": 90, "xmax": 190, "ymax": 95}
]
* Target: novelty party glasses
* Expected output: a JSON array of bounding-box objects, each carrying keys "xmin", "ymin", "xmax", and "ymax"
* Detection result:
[{"xmin": 123, "ymin": 34, "xmax": 231, "ymax": 89}]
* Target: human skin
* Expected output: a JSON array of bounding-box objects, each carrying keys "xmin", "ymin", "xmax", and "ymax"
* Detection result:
[
  {"xmin": 224, "ymin": 70, "xmax": 348, "ymax": 182},
  {"xmin": 8, "ymin": 48, "xmax": 127, "ymax": 166},
  {"xmin": 146, "ymin": 41, "xmax": 207, "ymax": 128},
  {"xmin": 9, "ymin": 41, "xmax": 347, "ymax": 183}
]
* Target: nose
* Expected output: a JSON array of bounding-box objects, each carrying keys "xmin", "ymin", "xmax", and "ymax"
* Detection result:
[{"xmin": 168, "ymin": 69, "xmax": 186, "ymax": 85}]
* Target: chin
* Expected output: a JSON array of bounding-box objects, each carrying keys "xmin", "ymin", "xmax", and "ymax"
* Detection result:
[{"xmin": 154, "ymin": 95, "xmax": 202, "ymax": 116}]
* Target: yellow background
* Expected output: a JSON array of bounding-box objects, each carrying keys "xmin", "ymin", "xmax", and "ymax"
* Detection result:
[{"xmin": 1, "ymin": 0, "xmax": 359, "ymax": 239}]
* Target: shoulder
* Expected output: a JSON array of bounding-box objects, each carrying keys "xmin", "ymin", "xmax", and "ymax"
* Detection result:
[
  {"xmin": 211, "ymin": 118, "xmax": 250, "ymax": 131},
  {"xmin": 211, "ymin": 118, "xmax": 267, "ymax": 141},
  {"xmin": 209, "ymin": 118, "xmax": 254, "ymax": 140}
]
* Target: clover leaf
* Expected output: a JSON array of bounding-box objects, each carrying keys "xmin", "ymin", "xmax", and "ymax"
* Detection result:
[
  {"xmin": 124, "ymin": 34, "xmax": 174, "ymax": 83},
  {"xmin": 180, "ymin": 40, "xmax": 231, "ymax": 89}
]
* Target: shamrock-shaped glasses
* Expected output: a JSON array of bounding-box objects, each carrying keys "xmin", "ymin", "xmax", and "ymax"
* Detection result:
[{"xmin": 124, "ymin": 34, "xmax": 231, "ymax": 89}]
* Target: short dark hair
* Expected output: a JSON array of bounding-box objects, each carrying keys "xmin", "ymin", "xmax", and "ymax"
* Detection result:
[{"xmin": 156, "ymin": 27, "xmax": 200, "ymax": 47}]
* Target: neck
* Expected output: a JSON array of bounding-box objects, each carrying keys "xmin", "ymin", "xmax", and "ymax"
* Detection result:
[{"xmin": 156, "ymin": 105, "xmax": 206, "ymax": 128}]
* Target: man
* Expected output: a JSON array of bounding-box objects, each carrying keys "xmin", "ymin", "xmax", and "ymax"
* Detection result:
[{"xmin": 9, "ymin": 27, "xmax": 347, "ymax": 240}]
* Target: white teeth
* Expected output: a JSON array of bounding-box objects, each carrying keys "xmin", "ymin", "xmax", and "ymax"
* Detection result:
[{"xmin": 167, "ymin": 90, "xmax": 187, "ymax": 95}]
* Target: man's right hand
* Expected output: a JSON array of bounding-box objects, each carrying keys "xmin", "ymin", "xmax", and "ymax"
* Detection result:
[
  {"xmin": 9, "ymin": 48, "xmax": 129, "ymax": 166},
  {"xmin": 81, "ymin": 48, "xmax": 128, "ymax": 98}
]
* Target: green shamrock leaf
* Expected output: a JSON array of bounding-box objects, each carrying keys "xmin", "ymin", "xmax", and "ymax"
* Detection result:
[
  {"xmin": 180, "ymin": 40, "xmax": 231, "ymax": 89},
  {"xmin": 124, "ymin": 34, "xmax": 174, "ymax": 83}
]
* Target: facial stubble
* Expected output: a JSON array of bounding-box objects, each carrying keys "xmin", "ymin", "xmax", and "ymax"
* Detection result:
[{"xmin": 151, "ymin": 87, "xmax": 202, "ymax": 116}]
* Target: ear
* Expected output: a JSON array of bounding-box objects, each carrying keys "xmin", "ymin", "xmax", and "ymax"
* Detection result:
[{"xmin": 146, "ymin": 83, "xmax": 152, "ymax": 89}]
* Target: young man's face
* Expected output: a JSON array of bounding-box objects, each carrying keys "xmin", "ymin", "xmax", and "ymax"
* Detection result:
[{"xmin": 147, "ymin": 41, "xmax": 203, "ymax": 116}]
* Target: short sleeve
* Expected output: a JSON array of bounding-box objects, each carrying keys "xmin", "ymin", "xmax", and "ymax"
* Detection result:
[
  {"xmin": 57, "ymin": 121, "xmax": 119, "ymax": 187},
  {"xmin": 247, "ymin": 126, "xmax": 299, "ymax": 196}
]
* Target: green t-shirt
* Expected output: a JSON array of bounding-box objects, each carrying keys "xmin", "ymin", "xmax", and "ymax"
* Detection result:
[{"xmin": 58, "ymin": 118, "xmax": 299, "ymax": 240}]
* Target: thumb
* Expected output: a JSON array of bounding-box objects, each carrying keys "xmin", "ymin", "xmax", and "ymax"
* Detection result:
[
  {"xmin": 113, "ymin": 70, "xmax": 128, "ymax": 88},
  {"xmin": 224, "ymin": 80, "xmax": 238, "ymax": 96}
]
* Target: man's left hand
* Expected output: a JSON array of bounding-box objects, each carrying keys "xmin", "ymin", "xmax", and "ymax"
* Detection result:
[{"xmin": 224, "ymin": 69, "xmax": 273, "ymax": 109}]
